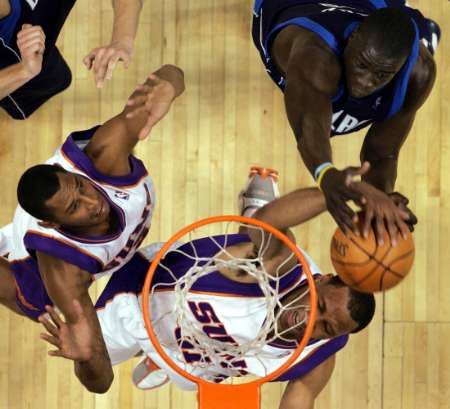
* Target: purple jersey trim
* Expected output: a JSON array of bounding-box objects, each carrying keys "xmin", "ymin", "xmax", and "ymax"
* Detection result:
[
  {"xmin": 24, "ymin": 232, "xmax": 103, "ymax": 274},
  {"xmin": 271, "ymin": 335, "xmax": 349, "ymax": 382},
  {"xmin": 61, "ymin": 126, "xmax": 149, "ymax": 187},
  {"xmin": 95, "ymin": 252, "xmax": 149, "ymax": 309},
  {"xmin": 11, "ymin": 257, "xmax": 53, "ymax": 321}
]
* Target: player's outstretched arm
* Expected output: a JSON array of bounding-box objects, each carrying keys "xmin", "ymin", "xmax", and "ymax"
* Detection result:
[
  {"xmin": 276, "ymin": 28, "xmax": 365, "ymax": 235},
  {"xmin": 84, "ymin": 64, "xmax": 185, "ymax": 177},
  {"xmin": 83, "ymin": 0, "xmax": 144, "ymax": 88},
  {"xmin": 278, "ymin": 355, "xmax": 335, "ymax": 409},
  {"xmin": 37, "ymin": 252, "xmax": 113, "ymax": 393}
]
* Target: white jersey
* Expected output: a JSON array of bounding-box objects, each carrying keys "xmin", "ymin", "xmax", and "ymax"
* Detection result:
[
  {"xmin": 96, "ymin": 237, "xmax": 349, "ymax": 390},
  {"xmin": 10, "ymin": 126, "xmax": 155, "ymax": 320}
]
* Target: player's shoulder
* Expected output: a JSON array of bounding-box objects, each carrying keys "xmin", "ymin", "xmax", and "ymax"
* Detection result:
[
  {"xmin": 276, "ymin": 25, "xmax": 341, "ymax": 95},
  {"xmin": 404, "ymin": 43, "xmax": 436, "ymax": 111}
]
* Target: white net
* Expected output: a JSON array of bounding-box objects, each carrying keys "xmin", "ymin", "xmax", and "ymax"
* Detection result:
[{"xmin": 148, "ymin": 221, "xmax": 313, "ymax": 380}]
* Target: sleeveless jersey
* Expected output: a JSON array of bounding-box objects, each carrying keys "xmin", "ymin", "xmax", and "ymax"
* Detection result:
[
  {"xmin": 96, "ymin": 236, "xmax": 348, "ymax": 389},
  {"xmin": 10, "ymin": 126, "xmax": 155, "ymax": 320},
  {"xmin": 252, "ymin": 0, "xmax": 431, "ymax": 135}
]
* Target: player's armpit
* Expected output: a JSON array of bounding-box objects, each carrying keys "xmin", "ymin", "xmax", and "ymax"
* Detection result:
[
  {"xmin": 278, "ymin": 355, "xmax": 336, "ymax": 409},
  {"xmin": 36, "ymin": 252, "xmax": 114, "ymax": 393}
]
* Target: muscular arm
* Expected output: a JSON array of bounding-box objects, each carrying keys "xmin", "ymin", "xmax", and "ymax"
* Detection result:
[
  {"xmin": 361, "ymin": 45, "xmax": 436, "ymax": 192},
  {"xmin": 246, "ymin": 187, "xmax": 326, "ymax": 275},
  {"xmin": 37, "ymin": 252, "xmax": 113, "ymax": 393},
  {"xmin": 84, "ymin": 64, "xmax": 185, "ymax": 176},
  {"xmin": 273, "ymin": 26, "xmax": 341, "ymax": 175},
  {"xmin": 0, "ymin": 63, "xmax": 34, "ymax": 100},
  {"xmin": 279, "ymin": 355, "xmax": 335, "ymax": 409}
]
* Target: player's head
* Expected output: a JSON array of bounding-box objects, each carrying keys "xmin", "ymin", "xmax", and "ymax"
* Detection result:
[
  {"xmin": 343, "ymin": 8, "xmax": 415, "ymax": 98},
  {"xmin": 280, "ymin": 275, "xmax": 375, "ymax": 340},
  {"xmin": 17, "ymin": 164, "xmax": 111, "ymax": 229}
]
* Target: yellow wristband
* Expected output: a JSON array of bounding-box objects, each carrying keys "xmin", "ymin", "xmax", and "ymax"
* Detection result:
[{"xmin": 316, "ymin": 165, "xmax": 335, "ymax": 190}]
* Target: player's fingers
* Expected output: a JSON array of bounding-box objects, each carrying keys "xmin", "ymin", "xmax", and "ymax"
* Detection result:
[
  {"xmin": 385, "ymin": 215, "xmax": 399, "ymax": 246},
  {"xmin": 105, "ymin": 54, "xmax": 121, "ymax": 81},
  {"xmin": 92, "ymin": 49, "xmax": 111, "ymax": 87},
  {"xmin": 127, "ymin": 93, "xmax": 151, "ymax": 107},
  {"xmin": 17, "ymin": 30, "xmax": 45, "ymax": 46},
  {"xmin": 18, "ymin": 38, "xmax": 45, "ymax": 53},
  {"xmin": 395, "ymin": 216, "xmax": 410, "ymax": 241},
  {"xmin": 45, "ymin": 305, "xmax": 64, "ymax": 326},
  {"xmin": 40, "ymin": 333, "xmax": 60, "ymax": 348},
  {"xmin": 38, "ymin": 314, "xmax": 59, "ymax": 336},
  {"xmin": 362, "ymin": 206, "xmax": 374, "ymax": 239},
  {"xmin": 48, "ymin": 350, "xmax": 64, "ymax": 358},
  {"xmin": 333, "ymin": 201, "xmax": 356, "ymax": 235},
  {"xmin": 17, "ymin": 25, "xmax": 43, "ymax": 39},
  {"xmin": 343, "ymin": 162, "xmax": 371, "ymax": 185},
  {"xmin": 138, "ymin": 124, "xmax": 153, "ymax": 140},
  {"xmin": 373, "ymin": 213, "xmax": 386, "ymax": 246}
]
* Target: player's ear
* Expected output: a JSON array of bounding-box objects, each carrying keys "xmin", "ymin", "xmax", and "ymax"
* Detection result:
[{"xmin": 38, "ymin": 220, "xmax": 60, "ymax": 229}]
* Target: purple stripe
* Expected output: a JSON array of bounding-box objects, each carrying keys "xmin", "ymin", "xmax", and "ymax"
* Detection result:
[
  {"xmin": 271, "ymin": 335, "xmax": 349, "ymax": 382},
  {"xmin": 154, "ymin": 235, "xmax": 305, "ymax": 297},
  {"xmin": 61, "ymin": 126, "xmax": 148, "ymax": 187},
  {"xmin": 95, "ymin": 253, "xmax": 149, "ymax": 309},
  {"xmin": 24, "ymin": 232, "xmax": 103, "ymax": 274}
]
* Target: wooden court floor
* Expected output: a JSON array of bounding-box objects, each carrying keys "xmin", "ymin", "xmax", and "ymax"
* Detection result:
[{"xmin": 0, "ymin": 1, "xmax": 448, "ymax": 408}]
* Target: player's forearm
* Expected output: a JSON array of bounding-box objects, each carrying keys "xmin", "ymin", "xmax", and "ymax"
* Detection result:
[
  {"xmin": 254, "ymin": 187, "xmax": 326, "ymax": 232},
  {"xmin": 0, "ymin": 62, "xmax": 35, "ymax": 100},
  {"xmin": 74, "ymin": 349, "xmax": 114, "ymax": 393},
  {"xmin": 361, "ymin": 156, "xmax": 397, "ymax": 193},
  {"xmin": 284, "ymin": 91, "xmax": 333, "ymax": 178},
  {"xmin": 110, "ymin": 0, "xmax": 143, "ymax": 48}
]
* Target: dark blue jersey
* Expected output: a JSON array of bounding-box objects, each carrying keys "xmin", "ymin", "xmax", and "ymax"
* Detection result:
[{"xmin": 251, "ymin": 0, "xmax": 431, "ymax": 136}]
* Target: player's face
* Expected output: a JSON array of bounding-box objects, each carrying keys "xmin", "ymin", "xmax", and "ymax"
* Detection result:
[
  {"xmin": 44, "ymin": 172, "xmax": 111, "ymax": 229},
  {"xmin": 279, "ymin": 275, "xmax": 358, "ymax": 341},
  {"xmin": 344, "ymin": 34, "xmax": 407, "ymax": 98}
]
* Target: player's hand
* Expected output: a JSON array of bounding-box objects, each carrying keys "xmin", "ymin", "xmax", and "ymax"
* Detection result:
[
  {"xmin": 125, "ymin": 73, "xmax": 177, "ymax": 140},
  {"xmin": 39, "ymin": 301, "xmax": 94, "ymax": 362},
  {"xmin": 350, "ymin": 182, "xmax": 410, "ymax": 246},
  {"xmin": 16, "ymin": 24, "xmax": 45, "ymax": 78},
  {"xmin": 83, "ymin": 40, "xmax": 133, "ymax": 88},
  {"xmin": 320, "ymin": 162, "xmax": 369, "ymax": 235},
  {"xmin": 388, "ymin": 191, "xmax": 417, "ymax": 232}
]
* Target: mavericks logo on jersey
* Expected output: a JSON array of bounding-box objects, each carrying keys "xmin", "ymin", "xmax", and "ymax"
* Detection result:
[{"xmin": 331, "ymin": 110, "xmax": 371, "ymax": 134}]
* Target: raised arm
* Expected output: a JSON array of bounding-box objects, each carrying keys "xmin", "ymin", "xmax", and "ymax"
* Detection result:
[
  {"xmin": 273, "ymin": 27, "xmax": 363, "ymax": 234},
  {"xmin": 360, "ymin": 44, "xmax": 436, "ymax": 192},
  {"xmin": 84, "ymin": 0, "xmax": 144, "ymax": 88},
  {"xmin": 84, "ymin": 64, "xmax": 185, "ymax": 177},
  {"xmin": 278, "ymin": 355, "xmax": 335, "ymax": 409},
  {"xmin": 0, "ymin": 24, "xmax": 45, "ymax": 100},
  {"xmin": 37, "ymin": 252, "xmax": 113, "ymax": 393}
]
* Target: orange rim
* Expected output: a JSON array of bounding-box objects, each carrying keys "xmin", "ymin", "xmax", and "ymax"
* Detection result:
[{"xmin": 141, "ymin": 215, "xmax": 317, "ymax": 395}]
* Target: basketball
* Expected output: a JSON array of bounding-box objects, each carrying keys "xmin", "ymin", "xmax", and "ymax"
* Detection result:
[{"xmin": 330, "ymin": 219, "xmax": 415, "ymax": 293}]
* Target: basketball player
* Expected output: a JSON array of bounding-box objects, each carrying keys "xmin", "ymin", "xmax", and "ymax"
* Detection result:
[
  {"xmin": 0, "ymin": 0, "xmax": 145, "ymax": 119},
  {"xmin": 252, "ymin": 0, "xmax": 439, "ymax": 244},
  {"xmin": 0, "ymin": 64, "xmax": 185, "ymax": 392},
  {"xmin": 39, "ymin": 167, "xmax": 376, "ymax": 407}
]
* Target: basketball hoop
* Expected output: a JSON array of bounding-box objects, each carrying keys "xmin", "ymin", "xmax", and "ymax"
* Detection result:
[{"xmin": 141, "ymin": 215, "xmax": 317, "ymax": 409}]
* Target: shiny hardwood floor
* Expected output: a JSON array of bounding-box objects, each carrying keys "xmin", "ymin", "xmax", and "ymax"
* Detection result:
[{"xmin": 0, "ymin": 1, "xmax": 448, "ymax": 408}]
